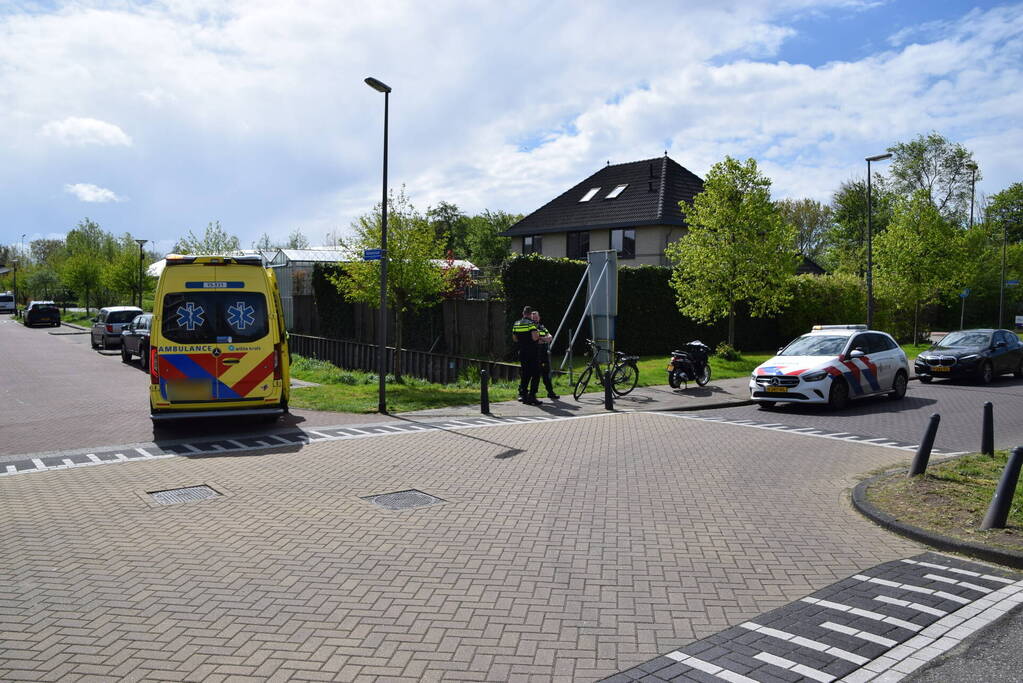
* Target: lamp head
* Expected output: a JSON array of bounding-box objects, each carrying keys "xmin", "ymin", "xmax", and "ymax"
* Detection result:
[
  {"xmin": 865, "ymin": 153, "xmax": 893, "ymax": 162},
  {"xmin": 364, "ymin": 77, "xmax": 392, "ymax": 94},
  {"xmin": 965, "ymin": 161, "xmax": 978, "ymax": 171}
]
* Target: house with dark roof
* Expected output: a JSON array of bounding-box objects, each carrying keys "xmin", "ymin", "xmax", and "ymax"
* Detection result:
[{"xmin": 499, "ymin": 155, "xmax": 704, "ymax": 266}]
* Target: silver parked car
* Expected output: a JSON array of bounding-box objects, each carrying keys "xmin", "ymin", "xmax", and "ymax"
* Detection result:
[{"xmin": 91, "ymin": 306, "xmax": 143, "ymax": 349}]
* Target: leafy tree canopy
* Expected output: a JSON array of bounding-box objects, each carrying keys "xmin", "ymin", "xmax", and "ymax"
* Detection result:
[
  {"xmin": 887, "ymin": 131, "xmax": 979, "ymax": 222},
  {"xmin": 666, "ymin": 156, "xmax": 798, "ymax": 347},
  {"xmin": 775, "ymin": 198, "xmax": 832, "ymax": 261},
  {"xmin": 174, "ymin": 221, "xmax": 241, "ymax": 255},
  {"xmin": 986, "ymin": 182, "xmax": 1023, "ymax": 244}
]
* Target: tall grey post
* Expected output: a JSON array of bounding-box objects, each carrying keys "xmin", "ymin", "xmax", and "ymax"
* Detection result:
[{"xmin": 587, "ymin": 250, "xmax": 617, "ymax": 364}]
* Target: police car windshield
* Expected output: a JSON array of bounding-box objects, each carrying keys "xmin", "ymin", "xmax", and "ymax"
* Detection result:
[
  {"xmin": 779, "ymin": 335, "xmax": 847, "ymax": 356},
  {"xmin": 161, "ymin": 292, "xmax": 268, "ymax": 344}
]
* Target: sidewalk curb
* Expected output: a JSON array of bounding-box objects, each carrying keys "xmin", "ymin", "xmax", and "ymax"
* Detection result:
[
  {"xmin": 852, "ymin": 473, "xmax": 1023, "ymax": 570},
  {"xmin": 661, "ymin": 398, "xmax": 755, "ymax": 412}
]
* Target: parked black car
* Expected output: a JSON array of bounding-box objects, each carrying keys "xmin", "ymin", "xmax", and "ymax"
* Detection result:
[
  {"xmin": 121, "ymin": 313, "xmax": 154, "ymax": 369},
  {"xmin": 914, "ymin": 329, "xmax": 1023, "ymax": 383},
  {"xmin": 24, "ymin": 301, "xmax": 61, "ymax": 327}
]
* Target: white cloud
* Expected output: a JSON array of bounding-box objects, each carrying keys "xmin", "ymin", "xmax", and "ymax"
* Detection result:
[
  {"xmin": 40, "ymin": 117, "xmax": 132, "ymax": 147},
  {"xmin": 2, "ymin": 1, "xmax": 1022, "ymax": 248},
  {"xmin": 64, "ymin": 183, "xmax": 126, "ymax": 203}
]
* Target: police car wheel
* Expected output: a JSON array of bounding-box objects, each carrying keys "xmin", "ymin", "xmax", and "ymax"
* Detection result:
[
  {"xmin": 888, "ymin": 371, "xmax": 907, "ymax": 400},
  {"xmin": 828, "ymin": 378, "xmax": 850, "ymax": 410}
]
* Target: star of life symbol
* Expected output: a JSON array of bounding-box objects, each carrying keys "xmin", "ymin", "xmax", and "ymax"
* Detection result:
[
  {"xmin": 227, "ymin": 301, "xmax": 256, "ymax": 330},
  {"xmin": 176, "ymin": 302, "xmax": 205, "ymax": 331}
]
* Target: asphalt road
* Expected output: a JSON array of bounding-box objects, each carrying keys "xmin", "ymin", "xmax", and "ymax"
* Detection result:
[
  {"xmin": 700, "ymin": 377, "xmax": 1023, "ymax": 453},
  {"xmin": 0, "ymin": 319, "xmax": 390, "ymax": 457}
]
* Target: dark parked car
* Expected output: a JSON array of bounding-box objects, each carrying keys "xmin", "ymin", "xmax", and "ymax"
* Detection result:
[
  {"xmin": 121, "ymin": 313, "xmax": 153, "ymax": 369},
  {"xmin": 24, "ymin": 301, "xmax": 61, "ymax": 327},
  {"xmin": 914, "ymin": 329, "xmax": 1023, "ymax": 383},
  {"xmin": 91, "ymin": 306, "xmax": 143, "ymax": 349}
]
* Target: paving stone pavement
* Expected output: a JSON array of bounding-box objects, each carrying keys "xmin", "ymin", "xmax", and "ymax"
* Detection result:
[{"xmin": 1, "ymin": 412, "xmax": 922, "ymax": 681}]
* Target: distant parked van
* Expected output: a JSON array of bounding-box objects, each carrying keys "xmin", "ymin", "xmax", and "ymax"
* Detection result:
[
  {"xmin": 0, "ymin": 292, "xmax": 15, "ymax": 314},
  {"xmin": 149, "ymin": 254, "xmax": 290, "ymax": 423}
]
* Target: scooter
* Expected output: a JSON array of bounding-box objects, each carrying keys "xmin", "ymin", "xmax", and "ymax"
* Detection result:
[{"xmin": 667, "ymin": 340, "xmax": 712, "ymax": 388}]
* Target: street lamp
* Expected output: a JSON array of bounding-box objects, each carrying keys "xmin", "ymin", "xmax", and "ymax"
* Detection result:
[
  {"xmin": 998, "ymin": 206, "xmax": 1007, "ymax": 328},
  {"xmin": 365, "ymin": 76, "xmax": 391, "ymax": 414},
  {"xmin": 865, "ymin": 152, "xmax": 893, "ymax": 329},
  {"xmin": 11, "ymin": 259, "xmax": 17, "ymax": 315},
  {"xmin": 134, "ymin": 239, "xmax": 148, "ymax": 309},
  {"xmin": 966, "ymin": 161, "xmax": 978, "ymax": 228}
]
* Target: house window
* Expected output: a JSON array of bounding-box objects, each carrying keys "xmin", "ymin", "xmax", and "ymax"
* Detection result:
[
  {"xmin": 566, "ymin": 231, "xmax": 589, "ymax": 259},
  {"xmin": 579, "ymin": 187, "xmax": 600, "ymax": 202},
  {"xmin": 523, "ymin": 235, "xmax": 543, "ymax": 255},
  {"xmin": 610, "ymin": 229, "xmax": 635, "ymax": 259},
  {"xmin": 606, "ymin": 184, "xmax": 628, "ymax": 199}
]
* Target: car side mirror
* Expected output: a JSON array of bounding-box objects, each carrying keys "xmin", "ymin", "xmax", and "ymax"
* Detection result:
[
  {"xmin": 849, "ymin": 349, "xmax": 866, "ymax": 359},
  {"xmin": 994, "ymin": 341, "xmax": 1007, "ymax": 349}
]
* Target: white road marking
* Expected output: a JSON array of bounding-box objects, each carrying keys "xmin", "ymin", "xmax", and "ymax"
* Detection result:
[
  {"xmin": 752, "ymin": 652, "xmax": 835, "ymax": 682},
  {"xmin": 874, "ymin": 595, "xmax": 948, "ymax": 617},
  {"xmin": 901, "ymin": 558, "xmax": 1015, "ymax": 584},
  {"xmin": 923, "ymin": 573, "xmax": 993, "ymax": 594},
  {"xmin": 852, "ymin": 573, "xmax": 972, "ymax": 604},
  {"xmin": 665, "ymin": 652, "xmax": 757, "ymax": 683},
  {"xmin": 819, "ymin": 621, "xmax": 897, "ymax": 648},
  {"xmin": 801, "ymin": 597, "xmax": 922, "ymax": 632},
  {"xmin": 739, "ymin": 622, "xmax": 868, "ymax": 665}
]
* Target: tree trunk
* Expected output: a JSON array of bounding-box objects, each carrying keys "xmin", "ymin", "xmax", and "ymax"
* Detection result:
[
  {"xmin": 913, "ymin": 299, "xmax": 920, "ymax": 344},
  {"xmin": 727, "ymin": 303, "xmax": 736, "ymax": 348}
]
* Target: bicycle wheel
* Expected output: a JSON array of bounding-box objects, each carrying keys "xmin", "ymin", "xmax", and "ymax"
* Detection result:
[
  {"xmin": 573, "ymin": 365, "xmax": 594, "ymax": 401},
  {"xmin": 611, "ymin": 362, "xmax": 639, "ymax": 396}
]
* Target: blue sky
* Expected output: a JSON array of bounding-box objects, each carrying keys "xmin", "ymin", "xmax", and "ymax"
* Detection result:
[{"xmin": 1, "ymin": 0, "xmax": 1020, "ymax": 256}]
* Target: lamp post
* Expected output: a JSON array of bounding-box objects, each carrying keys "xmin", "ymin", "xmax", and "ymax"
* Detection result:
[
  {"xmin": 966, "ymin": 161, "xmax": 978, "ymax": 228},
  {"xmin": 865, "ymin": 152, "xmax": 893, "ymax": 329},
  {"xmin": 365, "ymin": 76, "xmax": 391, "ymax": 414},
  {"xmin": 11, "ymin": 259, "xmax": 17, "ymax": 315},
  {"xmin": 134, "ymin": 239, "xmax": 148, "ymax": 309},
  {"xmin": 999, "ymin": 209, "xmax": 1007, "ymax": 328}
]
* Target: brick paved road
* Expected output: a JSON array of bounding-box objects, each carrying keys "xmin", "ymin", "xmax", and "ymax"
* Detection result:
[
  {"xmin": 0, "ymin": 320, "xmax": 390, "ymax": 457},
  {"xmin": 701, "ymin": 378, "xmax": 1023, "ymax": 453},
  {"xmin": 1, "ymin": 413, "xmax": 921, "ymax": 681}
]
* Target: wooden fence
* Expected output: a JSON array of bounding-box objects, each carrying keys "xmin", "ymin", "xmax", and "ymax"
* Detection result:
[{"xmin": 289, "ymin": 334, "xmax": 521, "ymax": 384}]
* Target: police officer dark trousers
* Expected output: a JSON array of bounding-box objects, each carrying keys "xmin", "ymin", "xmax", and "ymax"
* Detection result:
[
  {"xmin": 531, "ymin": 310, "xmax": 559, "ymax": 399},
  {"xmin": 512, "ymin": 306, "xmax": 542, "ymax": 406}
]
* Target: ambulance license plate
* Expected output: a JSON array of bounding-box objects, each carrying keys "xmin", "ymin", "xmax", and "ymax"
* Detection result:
[{"xmin": 166, "ymin": 379, "xmax": 214, "ymax": 401}]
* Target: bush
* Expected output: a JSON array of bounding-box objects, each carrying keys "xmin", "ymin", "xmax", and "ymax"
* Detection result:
[{"xmin": 715, "ymin": 342, "xmax": 741, "ymax": 361}]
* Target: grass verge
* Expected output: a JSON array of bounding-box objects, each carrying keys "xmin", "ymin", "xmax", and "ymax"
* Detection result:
[
  {"xmin": 866, "ymin": 450, "xmax": 1023, "ymax": 554},
  {"xmin": 288, "ymin": 349, "xmax": 771, "ymax": 414}
]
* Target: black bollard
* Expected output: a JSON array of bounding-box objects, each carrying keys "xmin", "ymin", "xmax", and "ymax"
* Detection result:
[
  {"xmin": 981, "ymin": 446, "xmax": 1023, "ymax": 530},
  {"xmin": 603, "ymin": 369, "xmax": 614, "ymax": 411},
  {"xmin": 981, "ymin": 402, "xmax": 994, "ymax": 456},
  {"xmin": 480, "ymin": 369, "xmax": 490, "ymax": 414},
  {"xmin": 908, "ymin": 413, "xmax": 941, "ymax": 477}
]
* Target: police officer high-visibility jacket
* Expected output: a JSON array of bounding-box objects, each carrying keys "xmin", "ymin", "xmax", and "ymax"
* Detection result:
[{"xmin": 512, "ymin": 317, "xmax": 539, "ymax": 355}]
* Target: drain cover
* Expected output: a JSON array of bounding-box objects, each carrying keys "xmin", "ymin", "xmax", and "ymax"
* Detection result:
[
  {"xmin": 363, "ymin": 489, "xmax": 444, "ymax": 510},
  {"xmin": 149, "ymin": 485, "xmax": 220, "ymax": 505}
]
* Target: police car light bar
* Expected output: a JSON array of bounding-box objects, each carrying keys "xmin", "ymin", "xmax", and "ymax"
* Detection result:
[{"xmin": 812, "ymin": 324, "xmax": 867, "ymax": 330}]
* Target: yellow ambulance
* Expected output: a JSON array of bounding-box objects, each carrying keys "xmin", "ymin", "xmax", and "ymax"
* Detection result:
[{"xmin": 149, "ymin": 254, "xmax": 290, "ymax": 422}]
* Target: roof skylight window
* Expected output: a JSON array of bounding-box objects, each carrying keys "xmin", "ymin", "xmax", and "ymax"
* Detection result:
[
  {"xmin": 579, "ymin": 187, "xmax": 600, "ymax": 202},
  {"xmin": 606, "ymin": 184, "xmax": 628, "ymax": 199}
]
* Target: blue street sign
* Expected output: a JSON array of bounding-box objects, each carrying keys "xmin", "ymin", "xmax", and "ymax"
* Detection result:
[
  {"xmin": 959, "ymin": 288, "xmax": 971, "ymax": 298},
  {"xmin": 1007, "ymin": 280, "xmax": 1020, "ymax": 287},
  {"xmin": 363, "ymin": 248, "xmax": 383, "ymax": 261}
]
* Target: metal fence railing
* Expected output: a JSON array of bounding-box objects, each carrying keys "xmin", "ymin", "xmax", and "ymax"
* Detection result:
[{"xmin": 289, "ymin": 334, "xmax": 520, "ymax": 384}]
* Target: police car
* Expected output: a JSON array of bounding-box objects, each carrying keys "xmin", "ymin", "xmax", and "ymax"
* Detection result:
[{"xmin": 750, "ymin": 325, "xmax": 909, "ymax": 409}]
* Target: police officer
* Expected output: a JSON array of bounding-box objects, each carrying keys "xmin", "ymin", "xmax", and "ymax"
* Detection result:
[
  {"xmin": 512, "ymin": 305, "xmax": 542, "ymax": 405},
  {"xmin": 531, "ymin": 309, "xmax": 559, "ymax": 400}
]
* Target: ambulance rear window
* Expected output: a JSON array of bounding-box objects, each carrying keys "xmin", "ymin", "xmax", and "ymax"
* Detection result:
[{"xmin": 161, "ymin": 292, "xmax": 269, "ymax": 344}]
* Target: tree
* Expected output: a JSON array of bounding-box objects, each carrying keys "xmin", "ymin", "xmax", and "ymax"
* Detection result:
[
  {"xmin": 61, "ymin": 253, "xmax": 103, "ymax": 313},
  {"xmin": 26, "ymin": 268, "xmax": 60, "ymax": 300},
  {"xmin": 887, "ymin": 132, "xmax": 979, "ymax": 221},
  {"xmin": 329, "ymin": 188, "xmax": 445, "ymax": 383},
  {"xmin": 30, "ymin": 239, "xmax": 66, "ymax": 268},
  {"xmin": 775, "ymin": 198, "xmax": 832, "ymax": 261},
  {"xmin": 821, "ymin": 178, "xmax": 895, "ymax": 275},
  {"xmin": 427, "ymin": 202, "xmax": 470, "ymax": 256},
  {"xmin": 986, "ymin": 182, "xmax": 1023, "ymax": 244},
  {"xmin": 874, "ymin": 190, "xmax": 965, "ymax": 342},
  {"xmin": 174, "ymin": 221, "xmax": 241, "ymax": 254},
  {"xmin": 464, "ymin": 210, "xmax": 517, "ymax": 268},
  {"xmin": 285, "ymin": 228, "xmax": 310, "ymax": 249},
  {"xmin": 252, "ymin": 233, "xmax": 277, "ymax": 251},
  {"xmin": 665, "ymin": 156, "xmax": 798, "ymax": 348}
]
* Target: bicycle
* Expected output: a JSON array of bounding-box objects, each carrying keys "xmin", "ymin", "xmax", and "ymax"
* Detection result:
[{"xmin": 572, "ymin": 339, "xmax": 640, "ymax": 400}]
